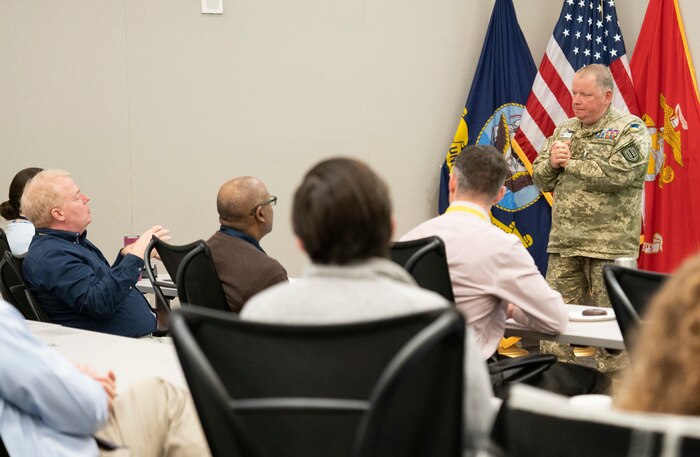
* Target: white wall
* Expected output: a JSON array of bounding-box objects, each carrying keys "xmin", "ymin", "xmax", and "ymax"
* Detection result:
[{"xmin": 1, "ymin": 0, "xmax": 697, "ymax": 275}]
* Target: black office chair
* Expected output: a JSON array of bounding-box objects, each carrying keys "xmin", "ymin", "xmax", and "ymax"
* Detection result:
[
  {"xmin": 0, "ymin": 227, "xmax": 10, "ymax": 257},
  {"xmin": 175, "ymin": 241, "xmax": 229, "ymax": 311},
  {"xmin": 0, "ymin": 251, "xmax": 21, "ymax": 305},
  {"xmin": 391, "ymin": 236, "xmax": 555, "ymax": 390},
  {"xmin": 495, "ymin": 384, "xmax": 700, "ymax": 457},
  {"xmin": 170, "ymin": 306, "xmax": 465, "ymax": 457},
  {"xmin": 681, "ymin": 436, "xmax": 700, "ymax": 456},
  {"xmin": 144, "ymin": 236, "xmax": 202, "ymax": 314},
  {"xmin": 488, "ymin": 352, "xmax": 556, "ymax": 389},
  {"xmin": 389, "ymin": 236, "xmax": 455, "ymax": 302},
  {"xmin": 602, "ymin": 265, "xmax": 669, "ymax": 347},
  {"xmin": 0, "ymin": 251, "xmax": 50, "ymax": 322},
  {"xmin": 0, "ymin": 436, "xmax": 9, "ymax": 457}
]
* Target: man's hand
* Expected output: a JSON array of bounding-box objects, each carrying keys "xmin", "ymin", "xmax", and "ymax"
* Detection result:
[
  {"xmin": 506, "ymin": 303, "xmax": 516, "ymax": 320},
  {"xmin": 76, "ymin": 364, "xmax": 117, "ymax": 409},
  {"xmin": 549, "ymin": 140, "xmax": 572, "ymax": 169},
  {"xmin": 121, "ymin": 225, "xmax": 171, "ymax": 260}
]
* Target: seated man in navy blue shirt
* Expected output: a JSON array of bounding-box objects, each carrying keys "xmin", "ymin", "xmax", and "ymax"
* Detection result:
[{"xmin": 21, "ymin": 170, "xmax": 170, "ymax": 337}]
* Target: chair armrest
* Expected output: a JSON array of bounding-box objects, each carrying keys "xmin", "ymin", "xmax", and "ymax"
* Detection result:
[{"xmin": 488, "ymin": 354, "xmax": 557, "ymax": 385}]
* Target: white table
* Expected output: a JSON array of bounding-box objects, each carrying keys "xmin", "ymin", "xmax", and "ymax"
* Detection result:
[
  {"xmin": 137, "ymin": 274, "xmax": 297, "ymax": 300},
  {"xmin": 27, "ymin": 321, "xmax": 185, "ymax": 392},
  {"xmin": 137, "ymin": 274, "xmax": 177, "ymax": 298},
  {"xmin": 505, "ymin": 304, "xmax": 625, "ymax": 350}
]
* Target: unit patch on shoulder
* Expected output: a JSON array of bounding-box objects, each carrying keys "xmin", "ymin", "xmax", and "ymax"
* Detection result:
[
  {"xmin": 620, "ymin": 142, "xmax": 641, "ymax": 163},
  {"xmin": 595, "ymin": 128, "xmax": 620, "ymax": 139}
]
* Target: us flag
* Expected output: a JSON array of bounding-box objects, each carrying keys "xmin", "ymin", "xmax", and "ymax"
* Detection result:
[{"xmin": 513, "ymin": 0, "xmax": 639, "ymax": 165}]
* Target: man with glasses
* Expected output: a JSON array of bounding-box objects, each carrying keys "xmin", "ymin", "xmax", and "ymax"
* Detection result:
[{"xmin": 207, "ymin": 176, "xmax": 287, "ymax": 313}]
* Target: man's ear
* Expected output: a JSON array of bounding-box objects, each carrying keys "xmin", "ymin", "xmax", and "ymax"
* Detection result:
[
  {"xmin": 448, "ymin": 173, "xmax": 457, "ymax": 195},
  {"xmin": 604, "ymin": 89, "xmax": 613, "ymax": 104},
  {"xmin": 494, "ymin": 185, "xmax": 506, "ymax": 204},
  {"xmin": 50, "ymin": 207, "xmax": 65, "ymax": 222},
  {"xmin": 448, "ymin": 172, "xmax": 460, "ymax": 204},
  {"xmin": 253, "ymin": 206, "xmax": 265, "ymax": 223},
  {"xmin": 295, "ymin": 236, "xmax": 305, "ymax": 253}
]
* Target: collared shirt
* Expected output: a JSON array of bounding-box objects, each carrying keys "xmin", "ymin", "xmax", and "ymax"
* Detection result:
[
  {"xmin": 220, "ymin": 225, "xmax": 264, "ymax": 252},
  {"xmin": 444, "ymin": 201, "xmax": 490, "ymax": 221},
  {"xmin": 23, "ymin": 228, "xmax": 156, "ymax": 337},
  {"xmin": 5, "ymin": 218, "xmax": 35, "ymax": 255},
  {"xmin": 0, "ymin": 301, "xmax": 108, "ymax": 457},
  {"xmin": 401, "ymin": 201, "xmax": 568, "ymax": 359}
]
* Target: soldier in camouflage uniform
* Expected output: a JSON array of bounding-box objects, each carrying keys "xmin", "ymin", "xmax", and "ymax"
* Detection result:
[{"xmin": 532, "ymin": 64, "xmax": 651, "ymax": 372}]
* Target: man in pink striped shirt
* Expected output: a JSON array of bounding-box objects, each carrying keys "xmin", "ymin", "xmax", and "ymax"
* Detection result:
[
  {"xmin": 402, "ymin": 145, "xmax": 610, "ymax": 395},
  {"xmin": 402, "ymin": 145, "xmax": 568, "ymax": 360}
]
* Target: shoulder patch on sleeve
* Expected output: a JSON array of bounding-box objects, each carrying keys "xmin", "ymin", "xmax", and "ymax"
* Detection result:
[
  {"xmin": 620, "ymin": 141, "xmax": 642, "ymax": 163},
  {"xmin": 627, "ymin": 123, "xmax": 643, "ymax": 132}
]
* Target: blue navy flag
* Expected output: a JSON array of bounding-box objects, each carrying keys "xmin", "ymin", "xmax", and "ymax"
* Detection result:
[{"xmin": 438, "ymin": 0, "xmax": 551, "ymax": 275}]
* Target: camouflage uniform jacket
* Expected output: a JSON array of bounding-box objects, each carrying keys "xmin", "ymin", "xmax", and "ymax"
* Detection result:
[{"xmin": 532, "ymin": 106, "xmax": 651, "ymax": 259}]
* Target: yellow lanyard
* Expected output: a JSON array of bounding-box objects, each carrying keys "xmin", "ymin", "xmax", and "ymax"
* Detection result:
[{"xmin": 445, "ymin": 205, "xmax": 489, "ymax": 222}]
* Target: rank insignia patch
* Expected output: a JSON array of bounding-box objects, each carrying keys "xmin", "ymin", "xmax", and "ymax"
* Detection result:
[
  {"xmin": 595, "ymin": 128, "xmax": 620, "ymax": 139},
  {"xmin": 620, "ymin": 144, "xmax": 641, "ymax": 162}
]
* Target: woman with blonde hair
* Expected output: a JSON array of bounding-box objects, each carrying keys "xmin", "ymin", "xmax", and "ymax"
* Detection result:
[{"xmin": 615, "ymin": 253, "xmax": 700, "ymax": 415}]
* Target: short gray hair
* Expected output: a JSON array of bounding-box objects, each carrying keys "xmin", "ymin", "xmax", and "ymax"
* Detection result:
[
  {"xmin": 21, "ymin": 170, "xmax": 71, "ymax": 228},
  {"xmin": 576, "ymin": 64, "xmax": 614, "ymax": 92}
]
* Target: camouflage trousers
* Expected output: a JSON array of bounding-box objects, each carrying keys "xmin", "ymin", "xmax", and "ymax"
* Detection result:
[
  {"xmin": 545, "ymin": 254, "xmax": 613, "ymax": 308},
  {"xmin": 542, "ymin": 254, "xmax": 627, "ymax": 373},
  {"xmin": 540, "ymin": 340, "xmax": 629, "ymax": 374}
]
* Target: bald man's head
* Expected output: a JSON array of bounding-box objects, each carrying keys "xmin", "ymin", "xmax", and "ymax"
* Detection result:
[{"xmin": 217, "ymin": 177, "xmax": 274, "ymax": 239}]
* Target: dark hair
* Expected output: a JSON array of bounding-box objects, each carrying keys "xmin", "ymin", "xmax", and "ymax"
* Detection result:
[
  {"xmin": 452, "ymin": 145, "xmax": 509, "ymax": 199},
  {"xmin": 0, "ymin": 167, "xmax": 43, "ymax": 220},
  {"xmin": 292, "ymin": 158, "xmax": 392, "ymax": 265}
]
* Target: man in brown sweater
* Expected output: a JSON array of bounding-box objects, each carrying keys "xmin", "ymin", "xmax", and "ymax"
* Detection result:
[{"xmin": 207, "ymin": 176, "xmax": 288, "ymax": 313}]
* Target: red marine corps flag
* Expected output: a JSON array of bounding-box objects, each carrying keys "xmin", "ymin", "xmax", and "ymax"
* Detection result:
[{"xmin": 632, "ymin": 0, "xmax": 700, "ymax": 272}]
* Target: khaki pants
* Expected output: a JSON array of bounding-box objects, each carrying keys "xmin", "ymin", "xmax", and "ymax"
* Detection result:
[
  {"xmin": 545, "ymin": 254, "xmax": 613, "ymax": 308},
  {"xmin": 96, "ymin": 378, "xmax": 211, "ymax": 457}
]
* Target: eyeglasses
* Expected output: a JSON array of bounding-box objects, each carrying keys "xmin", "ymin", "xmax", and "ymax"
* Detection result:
[{"xmin": 249, "ymin": 195, "xmax": 277, "ymax": 216}]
